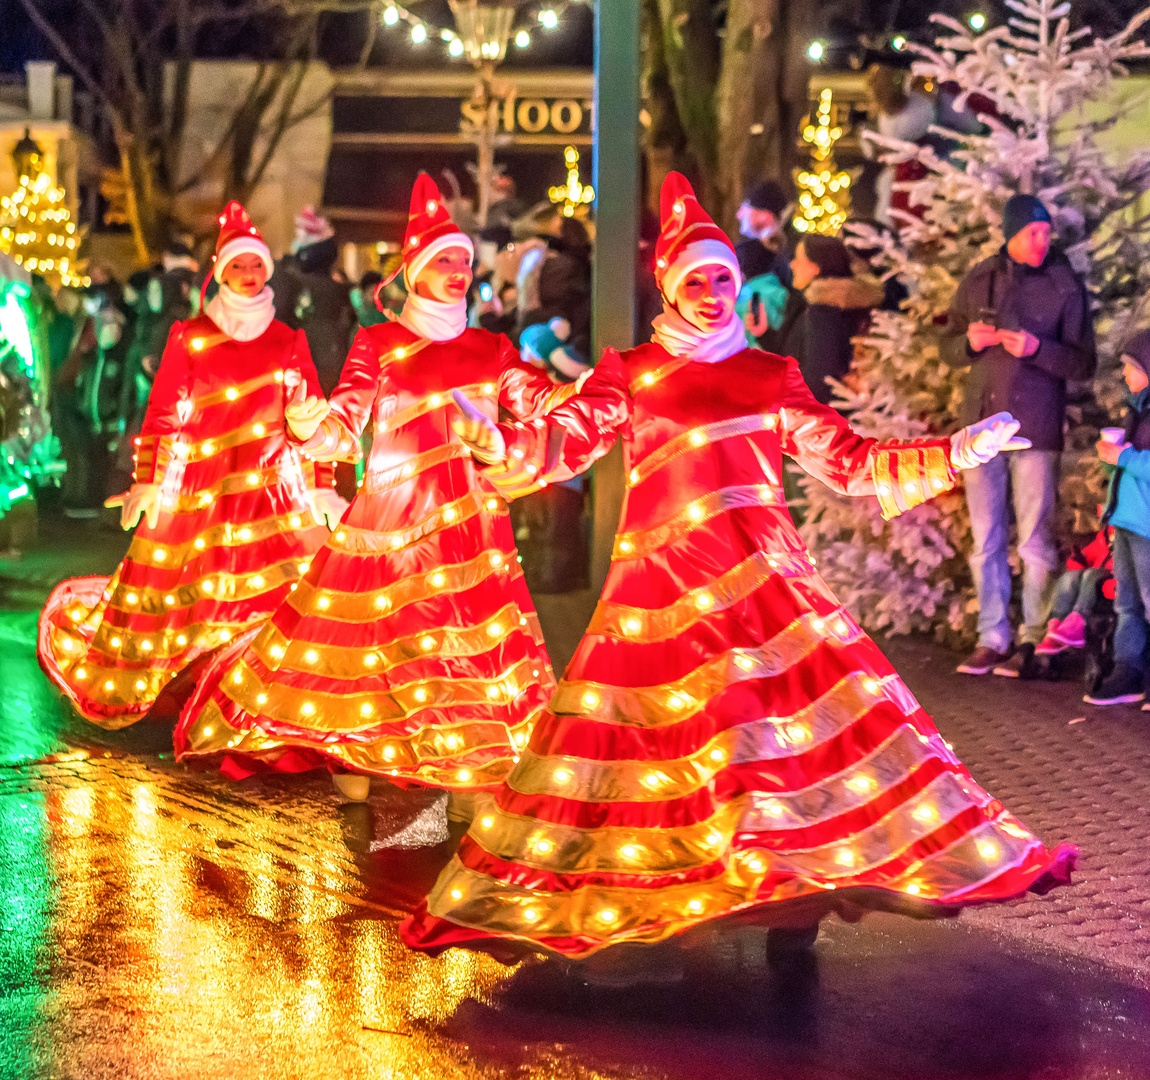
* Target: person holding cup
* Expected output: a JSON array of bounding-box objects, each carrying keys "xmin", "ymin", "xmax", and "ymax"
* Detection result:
[
  {"xmin": 942, "ymin": 194, "xmax": 1096, "ymax": 677},
  {"xmin": 1086, "ymin": 334, "xmax": 1150, "ymax": 704}
]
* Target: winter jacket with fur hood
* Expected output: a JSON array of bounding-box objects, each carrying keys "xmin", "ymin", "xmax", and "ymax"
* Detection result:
[{"xmin": 783, "ymin": 274, "xmax": 883, "ymax": 406}]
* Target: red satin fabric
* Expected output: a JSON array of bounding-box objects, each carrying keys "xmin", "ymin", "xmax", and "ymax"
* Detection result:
[
  {"xmin": 38, "ymin": 316, "xmax": 331, "ymax": 727},
  {"xmin": 402, "ymin": 344, "xmax": 1075, "ymax": 958},
  {"xmin": 173, "ymin": 323, "xmax": 563, "ymax": 790}
]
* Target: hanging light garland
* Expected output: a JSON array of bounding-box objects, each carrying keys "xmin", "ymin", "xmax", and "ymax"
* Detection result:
[
  {"xmin": 793, "ymin": 88, "xmax": 852, "ymax": 236},
  {"xmin": 378, "ymin": 0, "xmax": 589, "ymax": 58}
]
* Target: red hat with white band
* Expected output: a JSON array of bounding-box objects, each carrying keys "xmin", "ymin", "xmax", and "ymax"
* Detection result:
[
  {"xmin": 212, "ymin": 201, "xmax": 274, "ymax": 284},
  {"xmin": 654, "ymin": 172, "xmax": 740, "ymax": 301},
  {"xmin": 383, "ymin": 173, "xmax": 473, "ymax": 289}
]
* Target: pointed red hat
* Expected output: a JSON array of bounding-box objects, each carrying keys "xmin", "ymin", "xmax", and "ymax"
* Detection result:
[
  {"xmin": 383, "ymin": 173, "xmax": 473, "ymax": 288},
  {"xmin": 654, "ymin": 172, "xmax": 740, "ymax": 300},
  {"xmin": 212, "ymin": 200, "xmax": 273, "ymax": 283}
]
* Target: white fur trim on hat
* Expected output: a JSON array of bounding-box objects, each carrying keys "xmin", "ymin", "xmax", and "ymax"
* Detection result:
[
  {"xmin": 404, "ymin": 231, "xmax": 474, "ymax": 291},
  {"xmin": 662, "ymin": 238, "xmax": 741, "ymax": 303},
  {"xmin": 214, "ymin": 236, "xmax": 274, "ymax": 283}
]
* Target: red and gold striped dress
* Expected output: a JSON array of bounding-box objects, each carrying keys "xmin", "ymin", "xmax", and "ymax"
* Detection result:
[
  {"xmin": 173, "ymin": 321, "xmax": 571, "ymax": 790},
  {"xmin": 38, "ymin": 315, "xmax": 332, "ymax": 728},
  {"xmin": 402, "ymin": 344, "xmax": 1075, "ymax": 958}
]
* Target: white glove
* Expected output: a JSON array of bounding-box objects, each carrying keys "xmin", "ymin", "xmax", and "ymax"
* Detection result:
[
  {"xmin": 451, "ymin": 389, "xmax": 506, "ymax": 465},
  {"xmin": 307, "ymin": 488, "xmax": 349, "ymax": 531},
  {"xmin": 285, "ymin": 380, "xmax": 330, "ymax": 442},
  {"xmin": 950, "ymin": 411, "xmax": 1033, "ymax": 471},
  {"xmin": 105, "ymin": 483, "xmax": 163, "ymax": 530}
]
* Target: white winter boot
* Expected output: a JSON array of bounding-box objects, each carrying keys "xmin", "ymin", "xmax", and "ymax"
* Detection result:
[{"xmin": 332, "ymin": 773, "xmax": 371, "ymax": 801}]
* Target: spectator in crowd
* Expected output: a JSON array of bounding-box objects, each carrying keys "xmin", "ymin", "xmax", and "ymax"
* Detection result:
[
  {"xmin": 1085, "ymin": 334, "xmax": 1150, "ymax": 705},
  {"xmin": 1034, "ymin": 522, "xmax": 1113, "ymax": 660},
  {"xmin": 472, "ymin": 272, "xmax": 518, "ymax": 337},
  {"xmin": 783, "ymin": 234, "xmax": 882, "ymax": 406},
  {"xmin": 276, "ymin": 207, "xmax": 355, "ymax": 394},
  {"xmin": 863, "ymin": 65, "xmax": 936, "ymax": 226},
  {"xmin": 351, "ymin": 270, "xmax": 389, "ymax": 329},
  {"xmin": 54, "ymin": 278, "xmax": 124, "ymax": 515},
  {"xmin": 112, "ymin": 268, "xmax": 160, "ymax": 493},
  {"xmin": 942, "ymin": 194, "xmax": 1096, "ymax": 676},
  {"xmin": 512, "ymin": 215, "xmax": 594, "ymax": 594},
  {"xmin": 735, "ymin": 179, "xmax": 793, "ymax": 286},
  {"xmin": 521, "ymin": 216, "xmax": 592, "ymax": 363},
  {"xmin": 486, "ymin": 173, "xmax": 527, "ymax": 232}
]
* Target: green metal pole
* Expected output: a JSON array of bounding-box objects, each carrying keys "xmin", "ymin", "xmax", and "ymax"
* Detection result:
[{"xmin": 589, "ymin": 0, "xmax": 639, "ymax": 594}]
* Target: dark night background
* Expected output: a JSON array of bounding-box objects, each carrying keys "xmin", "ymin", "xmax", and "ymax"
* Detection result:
[{"xmin": 3, "ymin": 0, "xmax": 1148, "ymax": 77}]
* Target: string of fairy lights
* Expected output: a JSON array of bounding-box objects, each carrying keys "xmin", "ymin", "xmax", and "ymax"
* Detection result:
[{"xmin": 379, "ymin": 0, "xmax": 589, "ymax": 57}]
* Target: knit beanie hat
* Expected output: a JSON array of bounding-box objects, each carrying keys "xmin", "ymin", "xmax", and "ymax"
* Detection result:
[
  {"xmin": 1121, "ymin": 329, "xmax": 1150, "ymax": 377},
  {"xmin": 745, "ymin": 179, "xmax": 790, "ymax": 216},
  {"xmin": 1002, "ymin": 194, "xmax": 1052, "ymax": 243}
]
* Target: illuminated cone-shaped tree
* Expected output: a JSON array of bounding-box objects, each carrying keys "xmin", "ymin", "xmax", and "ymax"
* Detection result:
[
  {"xmin": 794, "ymin": 88, "xmax": 852, "ymax": 236},
  {"xmin": 0, "ymin": 130, "xmax": 87, "ymax": 290},
  {"xmin": 798, "ymin": 0, "xmax": 1150, "ymax": 638}
]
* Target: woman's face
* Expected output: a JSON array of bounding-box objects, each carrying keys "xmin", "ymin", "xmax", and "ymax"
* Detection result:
[
  {"xmin": 413, "ymin": 247, "xmax": 473, "ymax": 303},
  {"xmin": 674, "ymin": 263, "xmax": 738, "ymax": 332},
  {"xmin": 790, "ymin": 242, "xmax": 820, "ymax": 292},
  {"xmin": 221, "ymin": 253, "xmax": 268, "ymax": 297}
]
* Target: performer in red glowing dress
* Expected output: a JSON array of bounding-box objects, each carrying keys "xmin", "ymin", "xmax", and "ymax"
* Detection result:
[
  {"xmin": 39, "ymin": 203, "xmax": 343, "ymax": 728},
  {"xmin": 402, "ymin": 174, "xmax": 1075, "ymax": 960},
  {"xmin": 174, "ymin": 176, "xmax": 572, "ymax": 799}
]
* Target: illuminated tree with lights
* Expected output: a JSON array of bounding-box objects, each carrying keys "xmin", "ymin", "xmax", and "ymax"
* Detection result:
[
  {"xmin": 0, "ymin": 129, "xmax": 86, "ymax": 290},
  {"xmin": 548, "ymin": 145, "xmax": 595, "ymax": 218},
  {"xmin": 794, "ymin": 88, "xmax": 851, "ymax": 235},
  {"xmin": 799, "ymin": 0, "xmax": 1150, "ymax": 639}
]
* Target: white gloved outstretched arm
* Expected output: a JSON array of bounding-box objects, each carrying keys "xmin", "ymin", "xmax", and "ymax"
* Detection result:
[
  {"xmin": 950, "ymin": 411, "xmax": 1032, "ymax": 471},
  {"xmin": 451, "ymin": 389, "xmax": 506, "ymax": 465},
  {"xmin": 105, "ymin": 483, "xmax": 163, "ymax": 530}
]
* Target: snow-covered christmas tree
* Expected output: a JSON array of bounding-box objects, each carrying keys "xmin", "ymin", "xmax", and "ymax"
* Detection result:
[{"xmin": 799, "ymin": 0, "xmax": 1150, "ymax": 639}]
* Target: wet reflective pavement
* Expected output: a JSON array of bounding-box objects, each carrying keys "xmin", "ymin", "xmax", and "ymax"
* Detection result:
[{"xmin": 2, "ymin": 523, "xmax": 1150, "ymax": 1078}]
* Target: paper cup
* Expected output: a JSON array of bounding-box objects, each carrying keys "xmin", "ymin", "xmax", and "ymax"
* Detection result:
[{"xmin": 1100, "ymin": 427, "xmax": 1125, "ymax": 444}]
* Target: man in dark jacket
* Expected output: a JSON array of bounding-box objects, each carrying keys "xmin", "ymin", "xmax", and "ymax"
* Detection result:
[
  {"xmin": 942, "ymin": 194, "xmax": 1096, "ymax": 676},
  {"xmin": 735, "ymin": 179, "xmax": 793, "ymax": 286}
]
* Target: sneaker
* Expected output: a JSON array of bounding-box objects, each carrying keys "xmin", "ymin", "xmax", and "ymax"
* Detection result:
[
  {"xmin": 956, "ymin": 645, "xmax": 1012, "ymax": 675},
  {"xmin": 1084, "ymin": 662, "xmax": 1145, "ymax": 705},
  {"xmin": 994, "ymin": 643, "xmax": 1037, "ymax": 678},
  {"xmin": 1038, "ymin": 611, "xmax": 1086, "ymax": 654}
]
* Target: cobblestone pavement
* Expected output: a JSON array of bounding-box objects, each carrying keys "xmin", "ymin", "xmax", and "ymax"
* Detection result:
[{"xmin": 1, "ymin": 516, "xmax": 1150, "ymax": 1078}]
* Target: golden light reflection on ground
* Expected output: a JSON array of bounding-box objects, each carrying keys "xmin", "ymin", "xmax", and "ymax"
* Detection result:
[{"xmin": 24, "ymin": 761, "xmax": 650, "ymax": 1079}]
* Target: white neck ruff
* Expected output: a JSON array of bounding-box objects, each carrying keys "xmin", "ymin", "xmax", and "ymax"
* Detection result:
[
  {"xmin": 651, "ymin": 301, "xmax": 747, "ymax": 365},
  {"xmin": 205, "ymin": 284, "xmax": 275, "ymax": 342},
  {"xmin": 399, "ymin": 290, "xmax": 467, "ymax": 342}
]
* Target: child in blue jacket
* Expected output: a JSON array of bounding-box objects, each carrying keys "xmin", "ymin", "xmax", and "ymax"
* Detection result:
[{"xmin": 1086, "ymin": 330, "xmax": 1150, "ymax": 705}]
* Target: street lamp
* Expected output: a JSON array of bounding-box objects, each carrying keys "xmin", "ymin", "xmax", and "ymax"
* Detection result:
[
  {"xmin": 447, "ymin": 0, "xmax": 520, "ymax": 225},
  {"xmin": 968, "ymin": 12, "xmax": 987, "ymax": 29}
]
